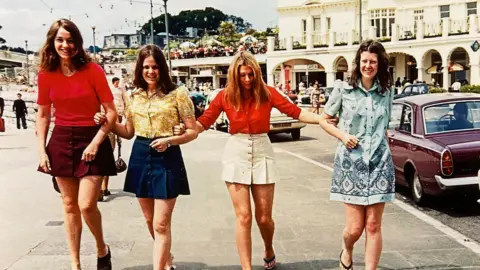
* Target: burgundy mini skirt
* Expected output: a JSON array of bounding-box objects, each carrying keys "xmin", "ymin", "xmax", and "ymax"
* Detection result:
[{"xmin": 38, "ymin": 125, "xmax": 117, "ymax": 178}]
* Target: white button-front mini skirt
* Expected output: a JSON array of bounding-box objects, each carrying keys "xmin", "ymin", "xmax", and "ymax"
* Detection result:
[{"xmin": 221, "ymin": 133, "xmax": 278, "ymax": 185}]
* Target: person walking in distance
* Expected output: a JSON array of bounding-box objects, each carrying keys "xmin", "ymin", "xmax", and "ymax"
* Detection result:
[
  {"xmin": 98, "ymin": 76, "xmax": 126, "ymax": 201},
  {"xmin": 319, "ymin": 40, "xmax": 395, "ymax": 270},
  {"xmin": 36, "ymin": 19, "xmax": 117, "ymax": 270},
  {"xmin": 0, "ymin": 93, "xmax": 4, "ymax": 117},
  {"xmin": 13, "ymin": 93, "xmax": 28, "ymax": 129}
]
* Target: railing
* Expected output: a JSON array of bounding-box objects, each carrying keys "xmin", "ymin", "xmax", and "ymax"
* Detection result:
[
  {"xmin": 398, "ymin": 24, "xmax": 416, "ymax": 40},
  {"xmin": 312, "ymin": 32, "xmax": 329, "ymax": 47},
  {"xmin": 274, "ymin": 37, "xmax": 287, "ymax": 51},
  {"xmin": 352, "ymin": 30, "xmax": 369, "ymax": 44},
  {"xmin": 334, "ymin": 32, "xmax": 349, "ymax": 46},
  {"xmin": 424, "ymin": 22, "xmax": 442, "ymax": 37},
  {"xmin": 293, "ymin": 35, "xmax": 306, "ymax": 49},
  {"xmin": 449, "ymin": 19, "xmax": 468, "ymax": 35}
]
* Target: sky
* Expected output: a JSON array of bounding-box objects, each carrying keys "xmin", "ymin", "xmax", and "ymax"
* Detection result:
[{"xmin": 0, "ymin": 0, "xmax": 278, "ymax": 51}]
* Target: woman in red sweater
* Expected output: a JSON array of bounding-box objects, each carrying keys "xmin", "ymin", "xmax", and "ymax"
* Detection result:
[
  {"xmin": 194, "ymin": 51, "xmax": 329, "ymax": 270},
  {"xmin": 36, "ymin": 19, "xmax": 117, "ymax": 270}
]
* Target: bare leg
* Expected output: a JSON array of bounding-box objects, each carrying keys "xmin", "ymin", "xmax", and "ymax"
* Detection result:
[
  {"xmin": 138, "ymin": 198, "xmax": 155, "ymax": 239},
  {"xmin": 364, "ymin": 203, "xmax": 385, "ymax": 270},
  {"xmin": 226, "ymin": 182, "xmax": 253, "ymax": 270},
  {"xmin": 101, "ymin": 176, "xmax": 109, "ymax": 193},
  {"xmin": 78, "ymin": 176, "xmax": 108, "ymax": 257},
  {"xmin": 341, "ymin": 203, "xmax": 366, "ymax": 269},
  {"xmin": 152, "ymin": 198, "xmax": 177, "ymax": 270},
  {"xmin": 251, "ymin": 184, "xmax": 275, "ymax": 262},
  {"xmin": 56, "ymin": 177, "xmax": 82, "ymax": 270}
]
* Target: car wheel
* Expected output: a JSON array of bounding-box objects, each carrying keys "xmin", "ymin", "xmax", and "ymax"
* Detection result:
[
  {"xmin": 410, "ymin": 170, "xmax": 426, "ymax": 205},
  {"xmin": 291, "ymin": 129, "xmax": 301, "ymax": 140}
]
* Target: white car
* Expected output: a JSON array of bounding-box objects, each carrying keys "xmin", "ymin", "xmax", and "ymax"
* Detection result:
[{"xmin": 206, "ymin": 89, "xmax": 307, "ymax": 140}]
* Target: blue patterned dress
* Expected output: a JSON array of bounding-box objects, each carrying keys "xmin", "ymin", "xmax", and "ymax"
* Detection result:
[{"xmin": 324, "ymin": 80, "xmax": 395, "ymax": 205}]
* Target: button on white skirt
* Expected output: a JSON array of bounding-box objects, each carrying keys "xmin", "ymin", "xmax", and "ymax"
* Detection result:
[{"xmin": 221, "ymin": 133, "xmax": 278, "ymax": 185}]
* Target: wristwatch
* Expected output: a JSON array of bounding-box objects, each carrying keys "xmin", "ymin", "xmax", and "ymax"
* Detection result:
[{"xmin": 166, "ymin": 139, "xmax": 171, "ymax": 148}]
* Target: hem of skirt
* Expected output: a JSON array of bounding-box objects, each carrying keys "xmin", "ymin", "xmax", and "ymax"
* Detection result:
[
  {"xmin": 38, "ymin": 169, "xmax": 117, "ymax": 178},
  {"xmin": 223, "ymin": 179, "xmax": 276, "ymax": 185},
  {"xmin": 330, "ymin": 193, "xmax": 395, "ymax": 205},
  {"xmin": 123, "ymin": 190, "xmax": 190, "ymax": 199}
]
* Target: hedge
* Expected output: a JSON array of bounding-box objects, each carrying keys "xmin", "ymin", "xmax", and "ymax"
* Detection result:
[{"xmin": 460, "ymin": 85, "xmax": 480, "ymax": 94}]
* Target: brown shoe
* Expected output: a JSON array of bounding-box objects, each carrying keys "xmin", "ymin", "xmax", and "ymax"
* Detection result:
[{"xmin": 98, "ymin": 191, "xmax": 104, "ymax": 202}]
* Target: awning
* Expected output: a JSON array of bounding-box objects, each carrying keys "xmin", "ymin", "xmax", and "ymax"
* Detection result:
[
  {"xmin": 448, "ymin": 62, "xmax": 469, "ymax": 72},
  {"xmin": 426, "ymin": 65, "xmax": 443, "ymax": 74}
]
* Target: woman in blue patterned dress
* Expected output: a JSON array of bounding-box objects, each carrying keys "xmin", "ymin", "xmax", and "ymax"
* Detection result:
[{"xmin": 319, "ymin": 40, "xmax": 394, "ymax": 270}]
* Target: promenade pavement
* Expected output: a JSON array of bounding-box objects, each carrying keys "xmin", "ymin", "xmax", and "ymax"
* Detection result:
[{"xmin": 1, "ymin": 127, "xmax": 480, "ymax": 269}]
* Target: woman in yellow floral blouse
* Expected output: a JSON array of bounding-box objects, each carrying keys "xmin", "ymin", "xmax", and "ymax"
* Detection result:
[{"xmin": 95, "ymin": 45, "xmax": 197, "ymax": 270}]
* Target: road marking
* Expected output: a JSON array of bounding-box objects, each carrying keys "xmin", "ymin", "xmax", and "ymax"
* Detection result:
[{"xmin": 280, "ymin": 149, "xmax": 480, "ymax": 256}]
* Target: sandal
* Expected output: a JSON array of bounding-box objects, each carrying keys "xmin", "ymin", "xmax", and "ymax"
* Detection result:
[
  {"xmin": 339, "ymin": 249, "xmax": 353, "ymax": 270},
  {"xmin": 164, "ymin": 254, "xmax": 175, "ymax": 270},
  {"xmin": 263, "ymin": 255, "xmax": 276, "ymax": 270},
  {"xmin": 97, "ymin": 245, "xmax": 112, "ymax": 270}
]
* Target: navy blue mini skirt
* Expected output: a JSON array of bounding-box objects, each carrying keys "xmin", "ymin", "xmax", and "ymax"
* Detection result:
[{"xmin": 124, "ymin": 136, "xmax": 190, "ymax": 199}]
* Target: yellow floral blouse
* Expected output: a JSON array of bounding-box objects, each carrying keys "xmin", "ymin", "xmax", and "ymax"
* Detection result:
[{"xmin": 124, "ymin": 86, "xmax": 195, "ymax": 138}]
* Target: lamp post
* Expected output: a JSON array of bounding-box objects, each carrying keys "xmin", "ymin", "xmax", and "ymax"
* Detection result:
[
  {"xmin": 25, "ymin": 40, "xmax": 29, "ymax": 84},
  {"xmin": 91, "ymin": 26, "xmax": 97, "ymax": 62},
  {"xmin": 204, "ymin": 16, "xmax": 208, "ymax": 37},
  {"xmin": 150, "ymin": 0, "xmax": 154, "ymax": 44},
  {"xmin": 163, "ymin": 0, "xmax": 171, "ymax": 73}
]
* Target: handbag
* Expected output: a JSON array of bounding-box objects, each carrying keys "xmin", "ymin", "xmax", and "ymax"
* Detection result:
[{"xmin": 115, "ymin": 137, "xmax": 127, "ymax": 173}]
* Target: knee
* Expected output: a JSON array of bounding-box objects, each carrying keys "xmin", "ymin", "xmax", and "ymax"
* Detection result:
[
  {"xmin": 236, "ymin": 212, "xmax": 252, "ymax": 228},
  {"xmin": 78, "ymin": 200, "xmax": 97, "ymax": 215},
  {"xmin": 255, "ymin": 214, "xmax": 274, "ymax": 228},
  {"xmin": 365, "ymin": 219, "xmax": 382, "ymax": 234},
  {"xmin": 344, "ymin": 225, "xmax": 364, "ymax": 240},
  {"xmin": 62, "ymin": 196, "xmax": 80, "ymax": 214},
  {"xmin": 152, "ymin": 219, "xmax": 171, "ymax": 235}
]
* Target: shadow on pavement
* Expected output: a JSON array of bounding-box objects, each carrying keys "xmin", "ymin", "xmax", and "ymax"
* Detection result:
[
  {"xmin": 268, "ymin": 134, "xmax": 316, "ymax": 144},
  {"xmin": 121, "ymin": 260, "xmax": 464, "ymax": 269}
]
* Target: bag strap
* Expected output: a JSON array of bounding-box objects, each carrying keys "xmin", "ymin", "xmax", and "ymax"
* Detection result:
[{"xmin": 117, "ymin": 137, "xmax": 122, "ymax": 158}]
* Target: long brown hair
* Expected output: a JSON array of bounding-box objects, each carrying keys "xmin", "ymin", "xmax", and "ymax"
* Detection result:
[
  {"xmin": 134, "ymin": 45, "xmax": 176, "ymax": 94},
  {"xmin": 350, "ymin": 40, "xmax": 391, "ymax": 91},
  {"xmin": 225, "ymin": 51, "xmax": 270, "ymax": 110},
  {"xmin": 39, "ymin": 19, "xmax": 91, "ymax": 72}
]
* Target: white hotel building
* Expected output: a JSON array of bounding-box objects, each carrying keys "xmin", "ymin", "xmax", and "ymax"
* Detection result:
[{"xmin": 170, "ymin": 0, "xmax": 480, "ymax": 90}]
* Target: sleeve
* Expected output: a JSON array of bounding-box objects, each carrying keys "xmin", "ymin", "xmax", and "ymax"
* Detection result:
[
  {"xmin": 37, "ymin": 71, "xmax": 51, "ymax": 105},
  {"xmin": 197, "ymin": 90, "xmax": 224, "ymax": 129},
  {"xmin": 90, "ymin": 63, "xmax": 113, "ymax": 103},
  {"xmin": 323, "ymin": 86, "xmax": 342, "ymax": 117},
  {"xmin": 269, "ymin": 87, "xmax": 301, "ymax": 119},
  {"xmin": 175, "ymin": 87, "xmax": 195, "ymax": 120}
]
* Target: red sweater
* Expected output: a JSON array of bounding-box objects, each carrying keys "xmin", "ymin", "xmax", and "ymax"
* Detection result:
[
  {"xmin": 198, "ymin": 86, "xmax": 302, "ymax": 134},
  {"xmin": 37, "ymin": 63, "xmax": 113, "ymax": 126}
]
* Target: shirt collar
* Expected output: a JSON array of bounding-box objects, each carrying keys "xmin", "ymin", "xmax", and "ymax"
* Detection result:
[{"xmin": 357, "ymin": 79, "xmax": 387, "ymax": 96}]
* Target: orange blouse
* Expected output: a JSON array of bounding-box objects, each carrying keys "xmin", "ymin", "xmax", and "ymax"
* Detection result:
[{"xmin": 198, "ymin": 86, "xmax": 302, "ymax": 134}]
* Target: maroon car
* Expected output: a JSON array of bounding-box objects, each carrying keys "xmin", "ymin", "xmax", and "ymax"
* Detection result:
[{"xmin": 388, "ymin": 93, "xmax": 480, "ymax": 204}]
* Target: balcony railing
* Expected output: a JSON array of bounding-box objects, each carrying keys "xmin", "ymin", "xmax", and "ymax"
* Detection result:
[
  {"xmin": 312, "ymin": 32, "xmax": 329, "ymax": 47},
  {"xmin": 398, "ymin": 24, "xmax": 416, "ymax": 40},
  {"xmin": 424, "ymin": 22, "xmax": 442, "ymax": 37},
  {"xmin": 274, "ymin": 37, "xmax": 287, "ymax": 51},
  {"xmin": 334, "ymin": 32, "xmax": 349, "ymax": 46},
  {"xmin": 449, "ymin": 19, "xmax": 468, "ymax": 35}
]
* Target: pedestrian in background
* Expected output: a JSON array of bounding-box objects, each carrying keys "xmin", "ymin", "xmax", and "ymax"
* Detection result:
[
  {"xmin": 187, "ymin": 51, "xmax": 333, "ymax": 270},
  {"xmin": 94, "ymin": 45, "xmax": 198, "ymax": 270},
  {"xmin": 98, "ymin": 76, "xmax": 126, "ymax": 201},
  {"xmin": 319, "ymin": 40, "xmax": 395, "ymax": 270},
  {"xmin": 13, "ymin": 93, "xmax": 28, "ymax": 129},
  {"xmin": 36, "ymin": 18, "xmax": 117, "ymax": 270}
]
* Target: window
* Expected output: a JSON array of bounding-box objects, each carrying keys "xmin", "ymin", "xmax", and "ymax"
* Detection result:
[
  {"xmin": 399, "ymin": 105, "xmax": 413, "ymax": 133},
  {"xmin": 326, "ymin": 17, "xmax": 331, "ymax": 30},
  {"xmin": 302, "ymin": 19, "xmax": 307, "ymax": 32},
  {"xmin": 424, "ymin": 101, "xmax": 480, "ymax": 134},
  {"xmin": 467, "ymin": 2, "xmax": 477, "ymax": 15},
  {"xmin": 389, "ymin": 104, "xmax": 403, "ymax": 130},
  {"xmin": 440, "ymin": 5, "xmax": 450, "ymax": 18},
  {"xmin": 414, "ymin": 9, "xmax": 424, "ymax": 21},
  {"xmin": 313, "ymin": 17, "xmax": 321, "ymax": 32},
  {"xmin": 370, "ymin": 9, "xmax": 396, "ymax": 38}
]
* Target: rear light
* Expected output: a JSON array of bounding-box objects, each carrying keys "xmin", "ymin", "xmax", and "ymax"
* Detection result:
[{"xmin": 441, "ymin": 149, "xmax": 454, "ymax": 176}]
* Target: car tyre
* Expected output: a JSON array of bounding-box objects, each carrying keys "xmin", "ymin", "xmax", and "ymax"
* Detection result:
[
  {"xmin": 410, "ymin": 170, "xmax": 426, "ymax": 205},
  {"xmin": 291, "ymin": 129, "xmax": 301, "ymax": 140}
]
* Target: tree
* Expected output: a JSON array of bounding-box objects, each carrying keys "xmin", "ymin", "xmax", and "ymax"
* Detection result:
[
  {"xmin": 218, "ymin": 21, "xmax": 236, "ymax": 39},
  {"xmin": 0, "ymin": 25, "xmax": 6, "ymax": 44}
]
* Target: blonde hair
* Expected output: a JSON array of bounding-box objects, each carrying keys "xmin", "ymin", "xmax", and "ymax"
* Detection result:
[{"xmin": 224, "ymin": 51, "xmax": 270, "ymax": 110}]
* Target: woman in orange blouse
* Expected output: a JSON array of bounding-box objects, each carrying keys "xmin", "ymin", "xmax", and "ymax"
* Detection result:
[{"xmin": 191, "ymin": 51, "xmax": 330, "ymax": 270}]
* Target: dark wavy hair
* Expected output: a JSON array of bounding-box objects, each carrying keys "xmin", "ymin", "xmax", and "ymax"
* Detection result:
[
  {"xmin": 39, "ymin": 19, "xmax": 91, "ymax": 72},
  {"xmin": 350, "ymin": 40, "xmax": 391, "ymax": 91},
  {"xmin": 134, "ymin": 45, "xmax": 176, "ymax": 94}
]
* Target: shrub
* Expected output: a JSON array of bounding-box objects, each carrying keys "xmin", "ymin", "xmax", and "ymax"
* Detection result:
[
  {"xmin": 429, "ymin": 88, "xmax": 447, "ymax": 93},
  {"xmin": 460, "ymin": 85, "xmax": 480, "ymax": 94}
]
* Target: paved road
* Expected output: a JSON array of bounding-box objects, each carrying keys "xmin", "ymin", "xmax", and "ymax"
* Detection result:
[
  {"xmin": 1, "ymin": 127, "xmax": 480, "ymax": 269},
  {"xmin": 269, "ymin": 124, "xmax": 480, "ymax": 245}
]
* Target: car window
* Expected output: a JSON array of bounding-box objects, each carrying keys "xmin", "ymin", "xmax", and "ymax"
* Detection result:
[
  {"xmin": 403, "ymin": 87, "xmax": 411, "ymax": 95},
  {"xmin": 388, "ymin": 104, "xmax": 403, "ymax": 130},
  {"xmin": 399, "ymin": 105, "xmax": 413, "ymax": 133},
  {"xmin": 411, "ymin": 86, "xmax": 420, "ymax": 95},
  {"xmin": 424, "ymin": 101, "xmax": 480, "ymax": 134}
]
